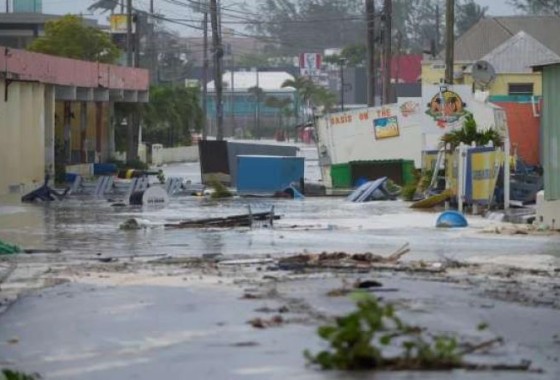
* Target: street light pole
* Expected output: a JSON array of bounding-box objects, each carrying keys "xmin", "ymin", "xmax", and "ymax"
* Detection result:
[
  {"xmin": 210, "ymin": 0, "xmax": 224, "ymax": 140},
  {"xmin": 202, "ymin": 9, "xmax": 208, "ymax": 140}
]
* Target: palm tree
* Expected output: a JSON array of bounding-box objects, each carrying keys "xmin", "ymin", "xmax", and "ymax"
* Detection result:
[
  {"xmin": 265, "ymin": 96, "xmax": 293, "ymax": 130},
  {"xmin": 310, "ymin": 87, "xmax": 338, "ymax": 114}
]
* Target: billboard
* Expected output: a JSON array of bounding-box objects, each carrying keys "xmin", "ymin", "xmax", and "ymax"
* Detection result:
[
  {"xmin": 299, "ymin": 53, "xmax": 322, "ymax": 76},
  {"xmin": 110, "ymin": 14, "xmax": 136, "ymax": 34},
  {"xmin": 13, "ymin": 0, "xmax": 42, "ymax": 12}
]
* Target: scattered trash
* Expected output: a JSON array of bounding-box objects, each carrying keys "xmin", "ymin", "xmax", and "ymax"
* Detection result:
[
  {"xmin": 355, "ymin": 280, "xmax": 383, "ymax": 289},
  {"xmin": 7, "ymin": 337, "xmax": 19, "ymax": 345},
  {"xmin": 248, "ymin": 315, "xmax": 284, "ymax": 329},
  {"xmin": 231, "ymin": 341, "xmax": 260, "ymax": 347},
  {"xmin": 119, "ymin": 218, "xmax": 158, "ymax": 230},
  {"xmin": 255, "ymin": 306, "xmax": 289, "ymax": 314},
  {"xmin": 436, "ymin": 210, "xmax": 468, "ymax": 228}
]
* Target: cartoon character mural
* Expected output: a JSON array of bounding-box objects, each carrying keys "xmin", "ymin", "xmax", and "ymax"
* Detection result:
[{"xmin": 426, "ymin": 89, "xmax": 469, "ymax": 129}]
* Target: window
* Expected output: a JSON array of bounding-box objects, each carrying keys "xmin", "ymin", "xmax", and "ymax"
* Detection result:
[{"xmin": 508, "ymin": 83, "xmax": 534, "ymax": 96}]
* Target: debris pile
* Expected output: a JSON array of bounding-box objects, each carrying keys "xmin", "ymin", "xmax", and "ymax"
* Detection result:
[{"xmin": 278, "ymin": 243, "xmax": 410, "ymax": 270}]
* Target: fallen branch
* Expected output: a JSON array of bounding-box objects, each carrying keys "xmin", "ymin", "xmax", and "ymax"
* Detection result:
[{"xmin": 23, "ymin": 248, "xmax": 61, "ymax": 254}]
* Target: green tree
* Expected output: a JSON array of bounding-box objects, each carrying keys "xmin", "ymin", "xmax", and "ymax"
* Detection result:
[
  {"xmin": 249, "ymin": 0, "xmax": 365, "ymax": 55},
  {"xmin": 27, "ymin": 15, "xmax": 120, "ymax": 63},
  {"xmin": 142, "ymin": 85, "xmax": 203, "ymax": 147},
  {"xmin": 282, "ymin": 76, "xmax": 337, "ymax": 116},
  {"xmin": 456, "ymin": 0, "xmax": 487, "ymax": 36},
  {"xmin": 507, "ymin": 0, "xmax": 560, "ymax": 15},
  {"xmin": 323, "ymin": 44, "xmax": 367, "ymax": 66}
]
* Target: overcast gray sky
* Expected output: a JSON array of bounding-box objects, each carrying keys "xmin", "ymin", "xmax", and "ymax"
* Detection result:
[{"xmin": 37, "ymin": 0, "xmax": 518, "ymax": 36}]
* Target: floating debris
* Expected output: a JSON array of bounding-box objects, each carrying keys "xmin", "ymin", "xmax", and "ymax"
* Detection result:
[
  {"xmin": 165, "ymin": 209, "xmax": 280, "ymax": 229},
  {"xmin": 278, "ymin": 243, "xmax": 410, "ymax": 270}
]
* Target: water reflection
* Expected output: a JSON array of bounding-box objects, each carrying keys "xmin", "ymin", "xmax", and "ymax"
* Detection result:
[{"xmin": 1, "ymin": 163, "xmax": 559, "ymax": 265}]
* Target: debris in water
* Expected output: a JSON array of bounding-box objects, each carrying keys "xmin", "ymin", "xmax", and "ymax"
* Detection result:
[
  {"xmin": 278, "ymin": 243, "xmax": 410, "ymax": 270},
  {"xmin": 248, "ymin": 315, "xmax": 284, "ymax": 329},
  {"xmin": 165, "ymin": 209, "xmax": 280, "ymax": 229}
]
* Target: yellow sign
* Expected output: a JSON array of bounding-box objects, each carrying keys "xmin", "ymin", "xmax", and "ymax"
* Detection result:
[
  {"xmin": 470, "ymin": 149, "xmax": 503, "ymax": 203},
  {"xmin": 110, "ymin": 14, "xmax": 135, "ymax": 34}
]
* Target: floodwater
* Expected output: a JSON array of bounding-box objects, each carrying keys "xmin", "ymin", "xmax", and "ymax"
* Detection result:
[{"xmin": 0, "ymin": 146, "xmax": 559, "ymax": 267}]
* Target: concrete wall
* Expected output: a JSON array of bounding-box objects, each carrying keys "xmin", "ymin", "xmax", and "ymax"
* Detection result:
[
  {"xmin": 115, "ymin": 145, "xmax": 199, "ymax": 165},
  {"xmin": 160, "ymin": 146, "xmax": 199, "ymax": 164},
  {"xmin": 536, "ymin": 191, "xmax": 560, "ymax": 229},
  {"xmin": 0, "ymin": 79, "xmax": 49, "ymax": 195}
]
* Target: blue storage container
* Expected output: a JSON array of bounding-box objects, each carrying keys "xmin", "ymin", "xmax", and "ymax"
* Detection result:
[
  {"xmin": 236, "ymin": 155, "xmax": 304, "ymax": 194},
  {"xmin": 94, "ymin": 163, "xmax": 118, "ymax": 175}
]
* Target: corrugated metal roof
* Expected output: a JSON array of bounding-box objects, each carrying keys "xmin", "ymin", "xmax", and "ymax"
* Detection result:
[
  {"xmin": 208, "ymin": 71, "xmax": 295, "ymax": 92},
  {"xmin": 441, "ymin": 16, "xmax": 560, "ymax": 61},
  {"xmin": 476, "ymin": 31, "xmax": 560, "ymax": 73}
]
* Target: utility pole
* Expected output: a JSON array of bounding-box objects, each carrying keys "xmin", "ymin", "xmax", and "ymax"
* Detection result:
[
  {"xmin": 230, "ymin": 53, "xmax": 236, "ymax": 134},
  {"xmin": 445, "ymin": 0, "xmax": 455, "ymax": 85},
  {"xmin": 395, "ymin": 30, "xmax": 402, "ymax": 85},
  {"xmin": 339, "ymin": 59, "xmax": 346, "ymax": 111},
  {"xmin": 5, "ymin": 0, "xmax": 9, "ymax": 13},
  {"xmin": 126, "ymin": 0, "xmax": 133, "ymax": 67},
  {"xmin": 202, "ymin": 8, "xmax": 209, "ymax": 140},
  {"xmin": 435, "ymin": 3, "xmax": 441, "ymax": 54},
  {"xmin": 149, "ymin": 0, "xmax": 157, "ymax": 84},
  {"xmin": 382, "ymin": 0, "xmax": 392, "ymax": 105},
  {"xmin": 366, "ymin": 0, "xmax": 376, "ymax": 107},
  {"xmin": 210, "ymin": 0, "xmax": 224, "ymax": 140}
]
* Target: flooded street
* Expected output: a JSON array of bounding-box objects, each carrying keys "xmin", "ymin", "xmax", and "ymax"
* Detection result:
[
  {"xmin": 0, "ymin": 156, "xmax": 558, "ymax": 265},
  {"xmin": 1, "ymin": 148, "xmax": 560, "ymax": 379}
]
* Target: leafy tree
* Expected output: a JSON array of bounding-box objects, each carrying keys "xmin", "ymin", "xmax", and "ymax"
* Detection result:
[
  {"xmin": 141, "ymin": 85, "xmax": 203, "ymax": 147},
  {"xmin": 507, "ymin": 0, "xmax": 560, "ymax": 15},
  {"xmin": 249, "ymin": 0, "xmax": 365, "ymax": 55},
  {"xmin": 456, "ymin": 0, "xmax": 487, "ymax": 36},
  {"xmin": 282, "ymin": 76, "xmax": 337, "ymax": 116},
  {"xmin": 27, "ymin": 15, "xmax": 119, "ymax": 63},
  {"xmin": 323, "ymin": 44, "xmax": 367, "ymax": 66}
]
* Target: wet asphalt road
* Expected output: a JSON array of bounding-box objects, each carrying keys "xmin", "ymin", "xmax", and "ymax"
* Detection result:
[{"xmin": 0, "ymin": 271, "xmax": 559, "ymax": 380}]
